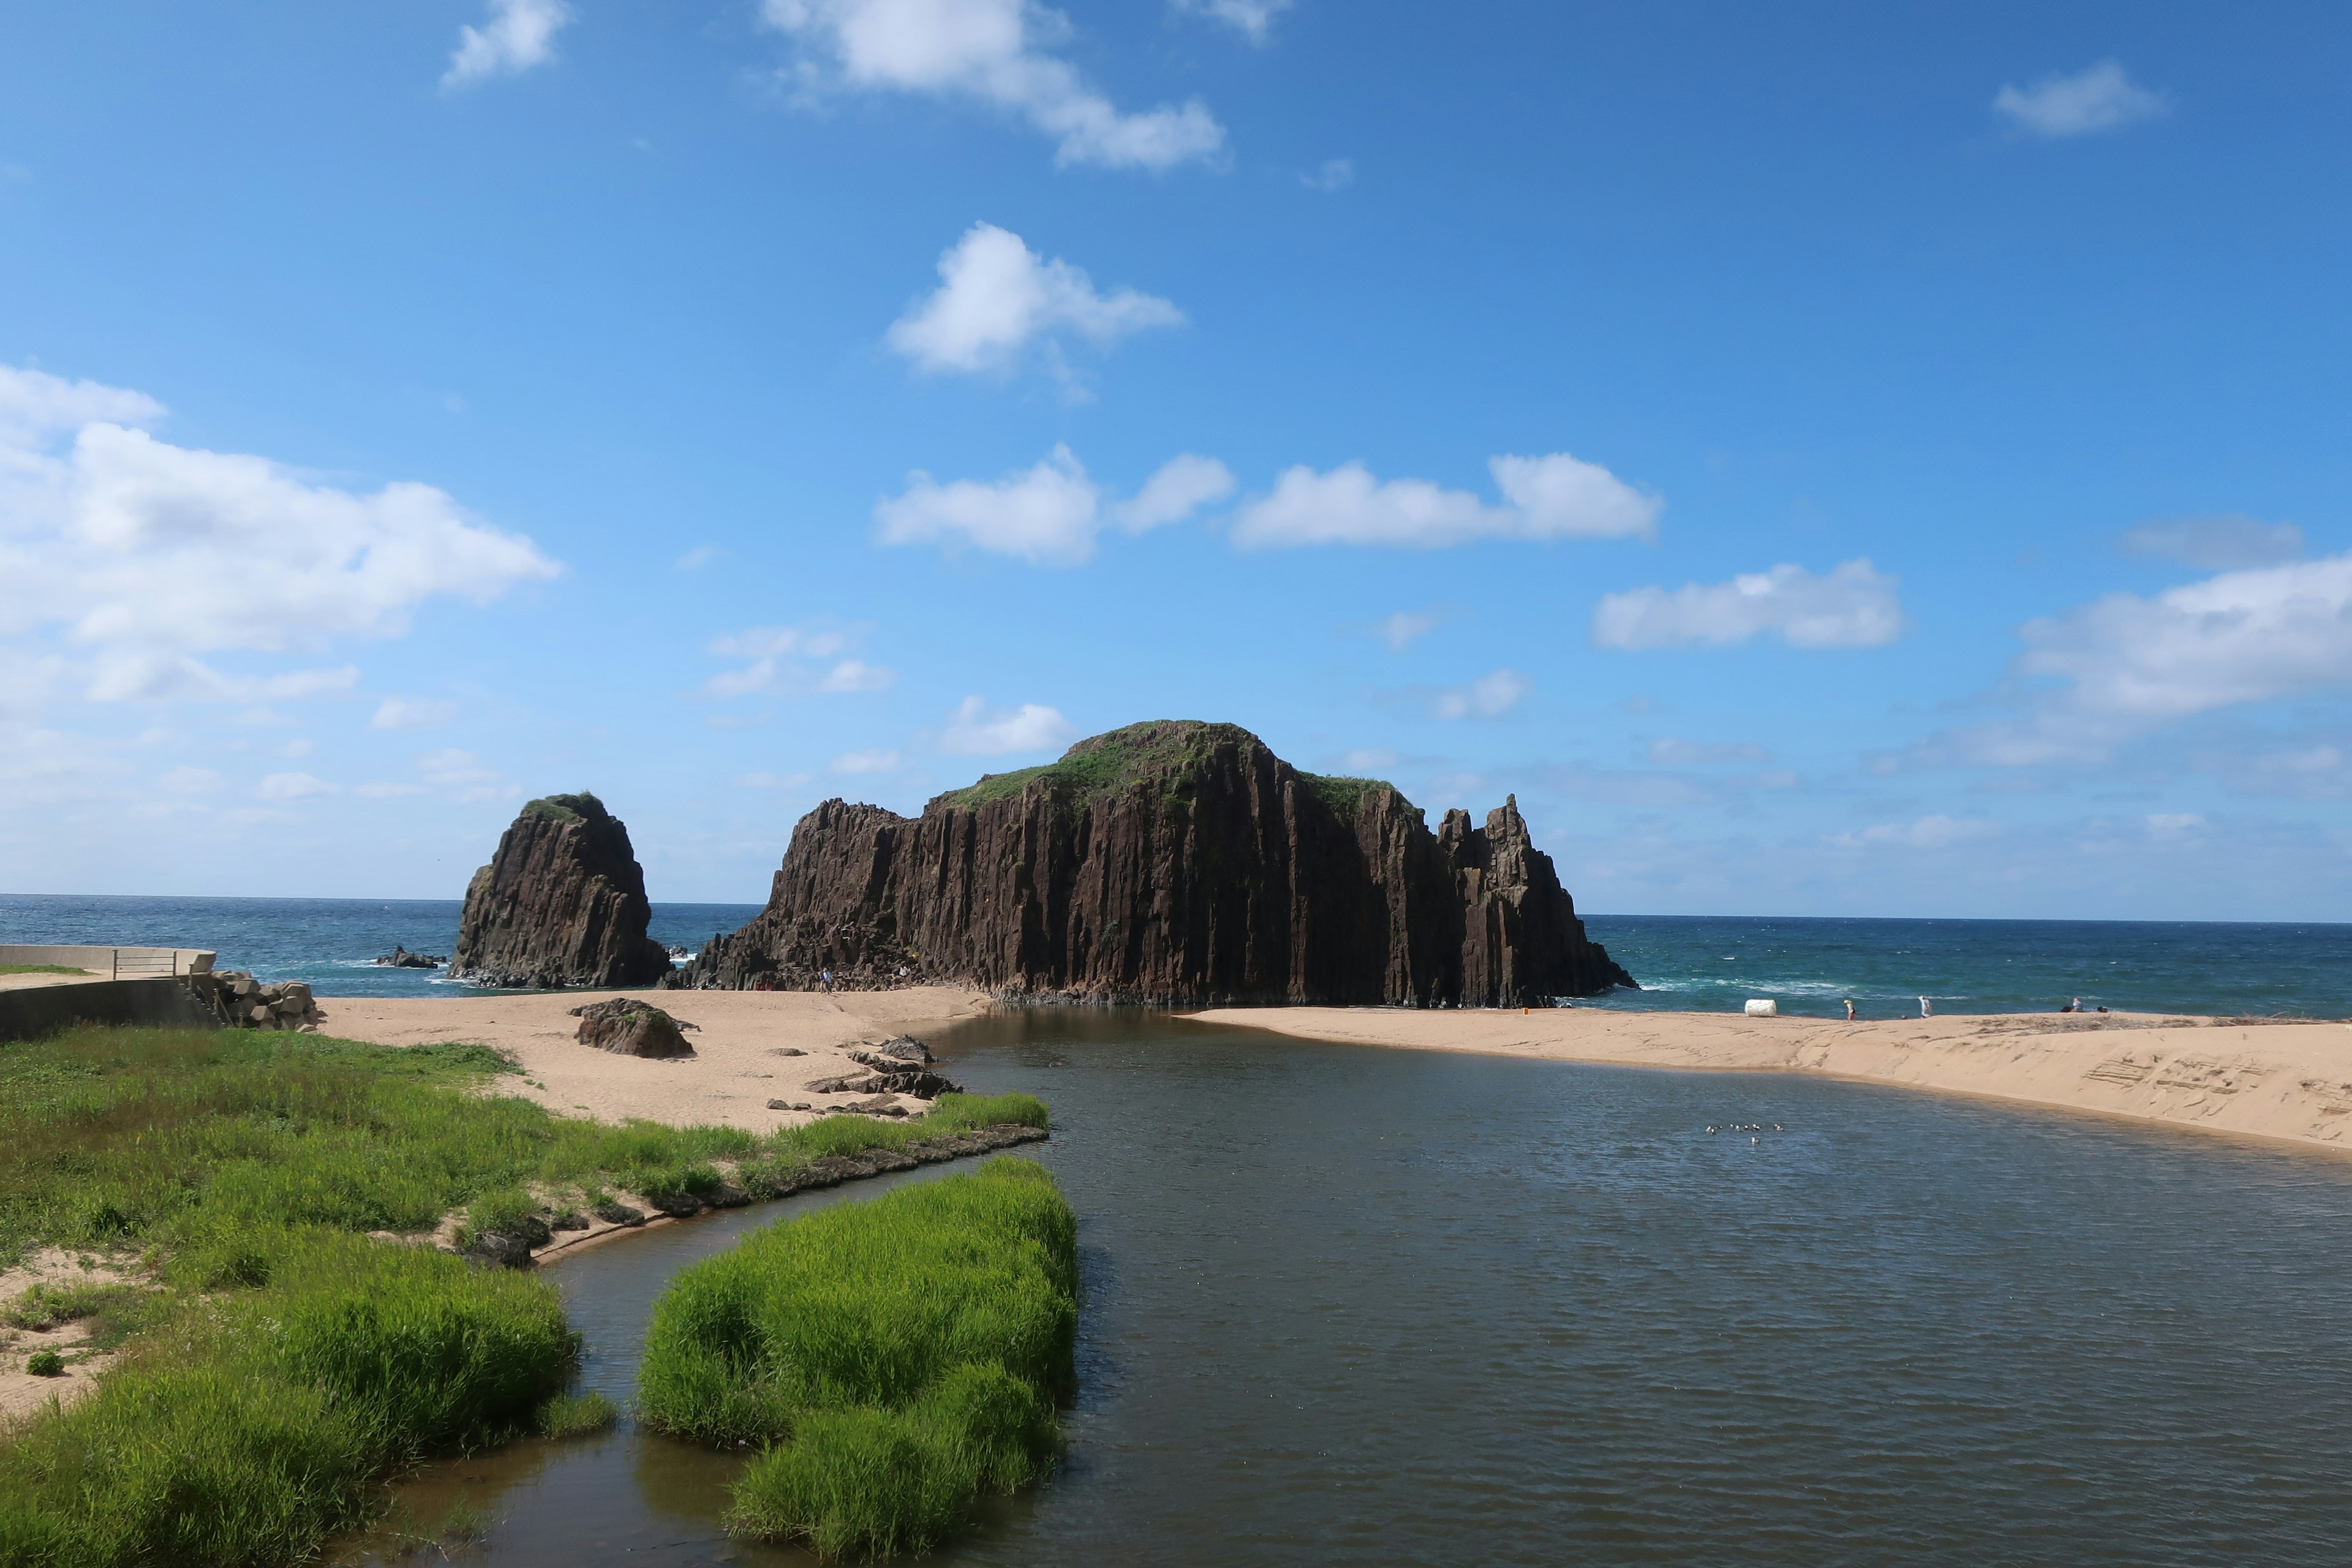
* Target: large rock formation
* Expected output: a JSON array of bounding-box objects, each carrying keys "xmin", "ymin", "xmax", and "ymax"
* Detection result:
[
  {"xmin": 668, "ymin": 721, "xmax": 1632, "ymax": 1007},
  {"xmin": 451, "ymin": 793, "xmax": 673, "ymax": 989}
]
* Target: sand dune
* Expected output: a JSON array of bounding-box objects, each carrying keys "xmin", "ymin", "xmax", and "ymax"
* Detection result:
[{"xmin": 1184, "ymin": 1006, "xmax": 2352, "ymax": 1155}]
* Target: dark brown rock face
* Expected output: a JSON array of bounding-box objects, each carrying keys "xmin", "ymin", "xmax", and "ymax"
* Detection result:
[
  {"xmin": 451, "ymin": 793, "xmax": 673, "ymax": 990},
  {"xmin": 668, "ymin": 721, "xmax": 1633, "ymax": 1006},
  {"xmin": 569, "ymin": 997, "xmax": 696, "ymax": 1058}
]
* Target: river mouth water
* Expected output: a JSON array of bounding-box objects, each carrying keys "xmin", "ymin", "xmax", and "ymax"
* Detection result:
[{"xmin": 342, "ymin": 1009, "xmax": 2352, "ymax": 1566}]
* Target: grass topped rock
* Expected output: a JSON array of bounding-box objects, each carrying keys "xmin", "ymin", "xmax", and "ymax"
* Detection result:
[
  {"xmin": 451, "ymin": 791, "xmax": 673, "ymax": 990},
  {"xmin": 568, "ymin": 997, "xmax": 697, "ymax": 1058}
]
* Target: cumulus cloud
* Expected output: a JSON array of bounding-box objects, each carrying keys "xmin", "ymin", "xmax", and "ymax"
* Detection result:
[
  {"xmin": 1826, "ymin": 815, "xmax": 2000, "ymax": 851},
  {"xmin": 763, "ymin": 0, "xmax": 1225, "ymax": 170},
  {"xmin": 888, "ymin": 223, "xmax": 1182, "ymax": 376},
  {"xmin": 1233, "ymin": 451, "xmax": 1658, "ymax": 549},
  {"xmin": 1993, "ymin": 59, "xmax": 2168, "ymax": 138},
  {"xmin": 1434, "ymin": 668, "xmax": 1529, "ymax": 720},
  {"xmin": 1172, "ymin": 0, "xmax": 1289, "ymax": 43},
  {"xmin": 938, "ymin": 695, "xmax": 1076, "ymax": 755},
  {"xmin": 1592, "ymin": 560, "xmax": 1903, "ymax": 650},
  {"xmin": 157, "ymin": 766, "xmax": 222, "ymax": 796},
  {"xmin": 370, "ymin": 698, "xmax": 456, "ymax": 731},
  {"xmin": 704, "ymin": 625, "xmax": 893, "ymax": 699},
  {"xmin": 443, "ymin": 0, "xmax": 572, "ymax": 89},
  {"xmin": 2016, "ymin": 554, "xmax": 2352, "ymax": 721},
  {"xmin": 2120, "ymin": 514, "xmax": 2303, "ymax": 571},
  {"xmin": 1111, "ymin": 453, "xmax": 1234, "ymax": 532},
  {"xmin": 415, "ymin": 747, "xmax": 513, "ymax": 803},
  {"xmin": 0, "ymin": 366, "xmax": 558, "ymax": 704},
  {"xmin": 831, "ymin": 747, "xmax": 903, "ymax": 773},
  {"xmin": 876, "ymin": 447, "xmax": 1228, "ymax": 566}
]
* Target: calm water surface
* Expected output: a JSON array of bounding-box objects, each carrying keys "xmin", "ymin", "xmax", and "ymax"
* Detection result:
[{"xmin": 347, "ymin": 1011, "xmax": 2352, "ymax": 1566}]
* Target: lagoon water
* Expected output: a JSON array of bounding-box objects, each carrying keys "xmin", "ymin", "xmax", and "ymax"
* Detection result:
[
  {"xmin": 6, "ymin": 894, "xmax": 2351, "ymax": 1017},
  {"xmin": 345, "ymin": 1009, "xmax": 2352, "ymax": 1567}
]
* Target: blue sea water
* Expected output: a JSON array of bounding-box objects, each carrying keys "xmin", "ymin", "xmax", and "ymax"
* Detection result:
[{"xmin": 1, "ymin": 895, "xmax": 2345, "ymax": 1018}]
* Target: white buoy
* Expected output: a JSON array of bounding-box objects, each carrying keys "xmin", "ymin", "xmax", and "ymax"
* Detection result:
[{"xmin": 1744, "ymin": 999, "xmax": 1777, "ymax": 1017}]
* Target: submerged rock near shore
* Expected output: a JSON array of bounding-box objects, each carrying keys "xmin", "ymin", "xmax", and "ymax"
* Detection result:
[
  {"xmin": 668, "ymin": 720, "xmax": 1633, "ymax": 1006},
  {"xmin": 451, "ymin": 793, "xmax": 673, "ymax": 990}
]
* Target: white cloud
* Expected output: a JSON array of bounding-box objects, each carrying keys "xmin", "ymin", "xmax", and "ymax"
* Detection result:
[
  {"xmin": 443, "ymin": 0, "xmax": 573, "ymax": 89},
  {"xmin": 1300, "ymin": 157, "xmax": 1353, "ymax": 192},
  {"xmin": 763, "ymin": 0, "xmax": 1225, "ymax": 170},
  {"xmin": 876, "ymin": 447, "xmax": 1226, "ymax": 566},
  {"xmin": 1233, "ymin": 451, "xmax": 1659, "ymax": 549},
  {"xmin": 2120, "ymin": 514, "xmax": 2302, "ymax": 571},
  {"xmin": 1173, "ymin": 0, "xmax": 1289, "ymax": 43},
  {"xmin": 1993, "ymin": 59, "xmax": 2168, "ymax": 139},
  {"xmin": 1111, "ymin": 454, "xmax": 1233, "ymax": 532},
  {"xmin": 259, "ymin": 771, "xmax": 334, "ymax": 801},
  {"xmin": 888, "ymin": 223, "xmax": 1182, "ymax": 376},
  {"xmin": 1434, "ymin": 668, "xmax": 1529, "ymax": 720},
  {"xmin": 2144, "ymin": 813, "xmax": 2206, "ymax": 840},
  {"xmin": 353, "ymin": 782, "xmax": 424, "ymax": 798},
  {"xmin": 370, "ymin": 697, "xmax": 456, "ymax": 731},
  {"xmin": 1333, "ymin": 747, "xmax": 1398, "ymax": 774},
  {"xmin": 2016, "ymin": 554, "xmax": 2352, "ymax": 721},
  {"xmin": 415, "ymin": 747, "xmax": 511, "ymax": 803},
  {"xmin": 157, "ymin": 766, "xmax": 222, "ymax": 795},
  {"xmin": 1376, "ymin": 610, "xmax": 1438, "ymax": 651},
  {"xmin": 1827, "ymin": 815, "xmax": 2000, "ymax": 851},
  {"xmin": 938, "ymin": 695, "xmax": 1076, "ymax": 755},
  {"xmin": 704, "ymin": 625, "xmax": 892, "ymax": 699},
  {"xmin": 1593, "ymin": 559, "xmax": 1903, "ymax": 650},
  {"xmin": 1645, "ymin": 737, "xmax": 1771, "ymax": 766},
  {"xmin": 0, "ymin": 366, "xmax": 558, "ymax": 703},
  {"xmin": 831, "ymin": 747, "xmax": 903, "ymax": 773},
  {"xmin": 816, "ymin": 658, "xmax": 895, "ymax": 693}
]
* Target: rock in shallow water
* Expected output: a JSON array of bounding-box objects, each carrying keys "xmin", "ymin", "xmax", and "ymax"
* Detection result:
[{"xmin": 451, "ymin": 792, "xmax": 674, "ymax": 989}]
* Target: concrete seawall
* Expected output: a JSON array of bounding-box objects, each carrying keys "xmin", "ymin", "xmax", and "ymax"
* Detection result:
[{"xmin": 0, "ymin": 977, "xmax": 221, "ymax": 1042}]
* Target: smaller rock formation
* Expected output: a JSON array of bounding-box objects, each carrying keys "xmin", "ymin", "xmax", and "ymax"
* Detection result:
[
  {"xmin": 375, "ymin": 945, "xmax": 446, "ymax": 969},
  {"xmin": 185, "ymin": 972, "xmax": 322, "ymax": 1031},
  {"xmin": 451, "ymin": 793, "xmax": 673, "ymax": 989},
  {"xmin": 569, "ymin": 997, "xmax": 696, "ymax": 1058}
]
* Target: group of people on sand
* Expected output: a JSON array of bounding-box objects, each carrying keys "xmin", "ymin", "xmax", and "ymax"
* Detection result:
[{"xmin": 1831, "ymin": 995, "xmax": 2108, "ymax": 1021}]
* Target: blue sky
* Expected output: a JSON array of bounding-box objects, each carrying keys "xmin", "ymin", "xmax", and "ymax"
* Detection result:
[{"xmin": 4, "ymin": 1, "xmax": 2350, "ymax": 918}]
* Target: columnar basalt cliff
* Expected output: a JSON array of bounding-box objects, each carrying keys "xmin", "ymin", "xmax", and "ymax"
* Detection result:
[
  {"xmin": 668, "ymin": 722, "xmax": 1632, "ymax": 1006},
  {"xmin": 452, "ymin": 793, "xmax": 673, "ymax": 989}
]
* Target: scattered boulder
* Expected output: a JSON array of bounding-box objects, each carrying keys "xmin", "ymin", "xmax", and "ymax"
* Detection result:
[
  {"xmin": 646, "ymin": 1191, "xmax": 703, "ymax": 1219},
  {"xmin": 805, "ymin": 1065, "xmax": 961, "ymax": 1099},
  {"xmin": 549, "ymin": 1210, "xmax": 590, "ymax": 1232},
  {"xmin": 766, "ymin": 1099, "xmax": 813, "ymax": 1111},
  {"xmin": 570, "ymin": 998, "xmax": 696, "ymax": 1058},
  {"xmin": 851, "ymin": 1035, "xmax": 935, "ymax": 1068},
  {"xmin": 451, "ymin": 793, "xmax": 674, "ymax": 989},
  {"xmin": 591, "ymin": 1197, "xmax": 646, "ymax": 1227},
  {"xmin": 375, "ymin": 946, "xmax": 446, "ymax": 969},
  {"xmin": 184, "ymin": 971, "xmax": 322, "ymax": 1031},
  {"xmin": 845, "ymin": 1094, "xmax": 907, "ymax": 1117},
  {"xmin": 466, "ymin": 1230, "xmax": 535, "ymax": 1269},
  {"xmin": 771, "ymin": 1047, "xmax": 807, "ymax": 1057}
]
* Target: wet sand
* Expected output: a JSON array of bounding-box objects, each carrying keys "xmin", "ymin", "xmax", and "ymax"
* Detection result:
[{"xmin": 1183, "ymin": 1006, "xmax": 2352, "ymax": 1153}]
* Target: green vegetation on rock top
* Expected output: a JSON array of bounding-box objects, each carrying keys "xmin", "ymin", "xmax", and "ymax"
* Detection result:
[
  {"xmin": 930, "ymin": 719, "xmax": 1408, "ymax": 818},
  {"xmin": 522, "ymin": 791, "xmax": 606, "ymax": 825}
]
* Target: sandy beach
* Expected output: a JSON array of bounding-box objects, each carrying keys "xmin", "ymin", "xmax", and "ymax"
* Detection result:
[
  {"xmin": 1185, "ymin": 1006, "xmax": 2352, "ymax": 1153},
  {"xmin": 317, "ymin": 985, "xmax": 995, "ymax": 1132}
]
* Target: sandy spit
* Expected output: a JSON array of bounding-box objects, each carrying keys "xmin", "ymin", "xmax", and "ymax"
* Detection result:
[
  {"xmin": 1183, "ymin": 1006, "xmax": 2352, "ymax": 1154},
  {"xmin": 315, "ymin": 985, "xmax": 995, "ymax": 1133}
]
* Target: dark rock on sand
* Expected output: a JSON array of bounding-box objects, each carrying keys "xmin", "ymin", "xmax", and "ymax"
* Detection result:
[
  {"xmin": 591, "ymin": 1198, "xmax": 646, "ymax": 1227},
  {"xmin": 569, "ymin": 997, "xmax": 696, "ymax": 1058},
  {"xmin": 451, "ymin": 793, "xmax": 673, "ymax": 989},
  {"xmin": 666, "ymin": 720, "xmax": 1634, "ymax": 1007},
  {"xmin": 467, "ymin": 1231, "xmax": 535, "ymax": 1269},
  {"xmin": 646, "ymin": 1191, "xmax": 703, "ymax": 1219}
]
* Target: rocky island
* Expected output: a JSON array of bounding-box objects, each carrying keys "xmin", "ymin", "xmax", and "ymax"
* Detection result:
[
  {"xmin": 451, "ymin": 793, "xmax": 673, "ymax": 989},
  {"xmin": 669, "ymin": 720, "xmax": 1633, "ymax": 1006}
]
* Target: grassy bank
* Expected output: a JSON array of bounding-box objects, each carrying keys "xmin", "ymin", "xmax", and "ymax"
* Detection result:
[
  {"xmin": 639, "ymin": 1159, "xmax": 1077, "ymax": 1559},
  {"xmin": 0, "ymin": 1023, "xmax": 1047, "ymax": 1567}
]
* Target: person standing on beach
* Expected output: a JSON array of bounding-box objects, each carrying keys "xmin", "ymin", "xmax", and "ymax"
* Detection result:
[
  {"xmin": 820, "ymin": 968, "xmax": 833, "ymax": 995},
  {"xmin": 1918, "ymin": 995, "xmax": 1932, "ymax": 1018},
  {"xmin": 1844, "ymin": 998, "xmax": 1856, "ymax": 1022}
]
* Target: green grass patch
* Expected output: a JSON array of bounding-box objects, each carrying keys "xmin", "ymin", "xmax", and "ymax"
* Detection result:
[
  {"xmin": 537, "ymin": 1389, "xmax": 619, "ymax": 1439},
  {"xmin": 0, "ymin": 1023, "xmax": 1050, "ymax": 1568},
  {"xmin": 639, "ymin": 1159, "xmax": 1076, "ymax": 1559},
  {"xmin": 23, "ymin": 1351, "xmax": 63, "ymax": 1378},
  {"xmin": 0, "ymin": 965, "xmax": 90, "ymax": 977}
]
